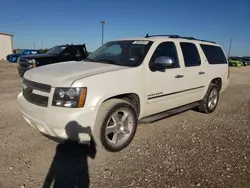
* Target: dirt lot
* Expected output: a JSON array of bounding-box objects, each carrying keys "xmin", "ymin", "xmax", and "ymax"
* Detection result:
[{"xmin": 0, "ymin": 60, "xmax": 249, "ymax": 188}]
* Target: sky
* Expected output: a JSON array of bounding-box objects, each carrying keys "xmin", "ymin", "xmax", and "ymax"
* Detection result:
[{"xmin": 1, "ymin": 0, "xmax": 250, "ymax": 56}]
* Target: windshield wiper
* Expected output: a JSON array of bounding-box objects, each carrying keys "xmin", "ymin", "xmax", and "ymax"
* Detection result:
[{"xmin": 96, "ymin": 59, "xmax": 117, "ymax": 64}]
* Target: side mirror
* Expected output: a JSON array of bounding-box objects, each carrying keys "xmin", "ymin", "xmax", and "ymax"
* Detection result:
[{"xmin": 154, "ymin": 56, "xmax": 174, "ymax": 69}]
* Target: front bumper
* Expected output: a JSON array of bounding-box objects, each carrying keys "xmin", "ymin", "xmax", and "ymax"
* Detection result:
[
  {"xmin": 17, "ymin": 92, "xmax": 98, "ymax": 143},
  {"xmin": 18, "ymin": 67, "xmax": 28, "ymax": 77}
]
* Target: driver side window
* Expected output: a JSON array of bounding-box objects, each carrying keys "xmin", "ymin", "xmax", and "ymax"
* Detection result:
[{"xmin": 150, "ymin": 42, "xmax": 179, "ymax": 69}]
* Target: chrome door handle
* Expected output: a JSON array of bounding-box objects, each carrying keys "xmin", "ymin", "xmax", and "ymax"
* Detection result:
[
  {"xmin": 198, "ymin": 71, "xmax": 205, "ymax": 75},
  {"xmin": 175, "ymin": 74, "xmax": 184, "ymax": 78}
]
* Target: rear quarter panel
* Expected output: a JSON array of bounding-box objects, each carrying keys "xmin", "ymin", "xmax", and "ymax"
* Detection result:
[{"xmin": 197, "ymin": 43, "xmax": 229, "ymax": 96}]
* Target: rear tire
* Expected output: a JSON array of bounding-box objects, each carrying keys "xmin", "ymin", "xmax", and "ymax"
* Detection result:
[
  {"xmin": 93, "ymin": 99, "xmax": 138, "ymax": 152},
  {"xmin": 197, "ymin": 83, "xmax": 219, "ymax": 114}
]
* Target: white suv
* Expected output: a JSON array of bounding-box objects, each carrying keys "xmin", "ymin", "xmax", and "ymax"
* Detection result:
[{"xmin": 17, "ymin": 35, "xmax": 229, "ymax": 152}]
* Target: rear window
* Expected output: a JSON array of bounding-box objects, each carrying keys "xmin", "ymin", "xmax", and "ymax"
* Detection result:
[{"xmin": 200, "ymin": 44, "xmax": 227, "ymax": 64}]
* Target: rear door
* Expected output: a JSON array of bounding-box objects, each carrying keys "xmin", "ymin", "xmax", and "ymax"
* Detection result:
[{"xmin": 178, "ymin": 42, "xmax": 208, "ymax": 102}]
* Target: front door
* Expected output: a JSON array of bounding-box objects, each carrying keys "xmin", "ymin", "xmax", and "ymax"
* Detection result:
[{"xmin": 144, "ymin": 41, "xmax": 187, "ymax": 116}]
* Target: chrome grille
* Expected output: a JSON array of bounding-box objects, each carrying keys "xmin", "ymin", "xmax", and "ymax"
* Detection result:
[
  {"xmin": 22, "ymin": 79, "xmax": 51, "ymax": 107},
  {"xmin": 19, "ymin": 59, "xmax": 28, "ymax": 68},
  {"xmin": 23, "ymin": 89, "xmax": 49, "ymax": 107}
]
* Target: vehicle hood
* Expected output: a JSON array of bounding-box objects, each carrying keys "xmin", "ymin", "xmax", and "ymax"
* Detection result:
[
  {"xmin": 20, "ymin": 53, "xmax": 55, "ymax": 59},
  {"xmin": 24, "ymin": 61, "xmax": 129, "ymax": 87}
]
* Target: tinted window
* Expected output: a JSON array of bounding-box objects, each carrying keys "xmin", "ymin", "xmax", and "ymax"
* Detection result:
[
  {"xmin": 63, "ymin": 46, "xmax": 78, "ymax": 56},
  {"xmin": 75, "ymin": 46, "xmax": 88, "ymax": 58},
  {"xmin": 180, "ymin": 42, "xmax": 201, "ymax": 67},
  {"xmin": 200, "ymin": 44, "xmax": 227, "ymax": 64},
  {"xmin": 22, "ymin": 50, "xmax": 31, "ymax": 55},
  {"xmin": 150, "ymin": 42, "xmax": 179, "ymax": 69},
  {"xmin": 46, "ymin": 46, "xmax": 67, "ymax": 55}
]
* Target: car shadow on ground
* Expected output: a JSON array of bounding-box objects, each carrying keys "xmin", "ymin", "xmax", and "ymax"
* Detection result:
[{"xmin": 42, "ymin": 121, "xmax": 96, "ymax": 188}]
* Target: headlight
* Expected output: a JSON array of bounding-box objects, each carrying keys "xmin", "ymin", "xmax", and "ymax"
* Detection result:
[
  {"xmin": 28, "ymin": 59, "xmax": 36, "ymax": 68},
  {"xmin": 52, "ymin": 87, "xmax": 87, "ymax": 108}
]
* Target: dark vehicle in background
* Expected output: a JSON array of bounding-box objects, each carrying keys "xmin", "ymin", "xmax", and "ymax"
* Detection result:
[
  {"xmin": 18, "ymin": 44, "xmax": 89, "ymax": 77},
  {"xmin": 6, "ymin": 49, "xmax": 40, "ymax": 63},
  {"xmin": 238, "ymin": 57, "xmax": 250, "ymax": 65}
]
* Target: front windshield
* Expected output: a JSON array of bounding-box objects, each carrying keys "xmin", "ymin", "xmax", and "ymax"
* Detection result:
[
  {"xmin": 86, "ymin": 40, "xmax": 153, "ymax": 67},
  {"xmin": 46, "ymin": 46, "xmax": 67, "ymax": 55}
]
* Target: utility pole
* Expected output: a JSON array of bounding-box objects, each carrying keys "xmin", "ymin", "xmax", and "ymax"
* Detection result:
[
  {"xmin": 99, "ymin": 20, "xmax": 106, "ymax": 45},
  {"xmin": 228, "ymin": 38, "xmax": 232, "ymax": 58}
]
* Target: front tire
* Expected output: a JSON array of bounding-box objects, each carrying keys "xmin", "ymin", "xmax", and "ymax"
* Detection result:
[
  {"xmin": 94, "ymin": 99, "xmax": 138, "ymax": 152},
  {"xmin": 198, "ymin": 84, "xmax": 220, "ymax": 113}
]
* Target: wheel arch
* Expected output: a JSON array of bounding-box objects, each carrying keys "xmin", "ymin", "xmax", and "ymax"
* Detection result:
[
  {"xmin": 210, "ymin": 77, "xmax": 222, "ymax": 91},
  {"xmin": 101, "ymin": 93, "xmax": 141, "ymax": 116}
]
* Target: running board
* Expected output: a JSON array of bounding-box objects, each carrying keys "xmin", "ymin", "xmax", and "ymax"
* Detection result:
[{"xmin": 139, "ymin": 102, "xmax": 200, "ymax": 124}]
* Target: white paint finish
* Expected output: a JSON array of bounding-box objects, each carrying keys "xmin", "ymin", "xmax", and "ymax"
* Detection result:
[
  {"xmin": 142, "ymin": 40, "xmax": 187, "ymax": 116},
  {"xmin": 0, "ymin": 34, "xmax": 12, "ymax": 60},
  {"xmin": 71, "ymin": 65, "xmax": 145, "ymax": 115},
  {"xmin": 17, "ymin": 36, "xmax": 229, "ymax": 142},
  {"xmin": 17, "ymin": 92, "xmax": 97, "ymax": 141},
  {"xmin": 24, "ymin": 61, "xmax": 128, "ymax": 87}
]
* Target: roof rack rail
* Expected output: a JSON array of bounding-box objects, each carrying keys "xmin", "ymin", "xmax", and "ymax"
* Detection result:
[
  {"xmin": 145, "ymin": 34, "xmax": 216, "ymax": 44},
  {"xmin": 145, "ymin": 34, "xmax": 180, "ymax": 38},
  {"xmin": 195, "ymin": 38, "xmax": 216, "ymax": 44}
]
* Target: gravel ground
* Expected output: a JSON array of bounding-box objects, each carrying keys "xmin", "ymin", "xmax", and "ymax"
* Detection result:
[{"xmin": 0, "ymin": 60, "xmax": 249, "ymax": 188}]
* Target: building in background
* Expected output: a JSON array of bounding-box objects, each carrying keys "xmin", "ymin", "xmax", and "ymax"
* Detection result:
[{"xmin": 0, "ymin": 33, "xmax": 14, "ymax": 60}]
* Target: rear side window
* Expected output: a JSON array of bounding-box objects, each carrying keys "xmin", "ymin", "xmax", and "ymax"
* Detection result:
[
  {"xmin": 64, "ymin": 46, "xmax": 78, "ymax": 56},
  {"xmin": 180, "ymin": 42, "xmax": 201, "ymax": 67},
  {"xmin": 200, "ymin": 44, "xmax": 227, "ymax": 64},
  {"xmin": 22, "ymin": 50, "xmax": 31, "ymax": 55}
]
